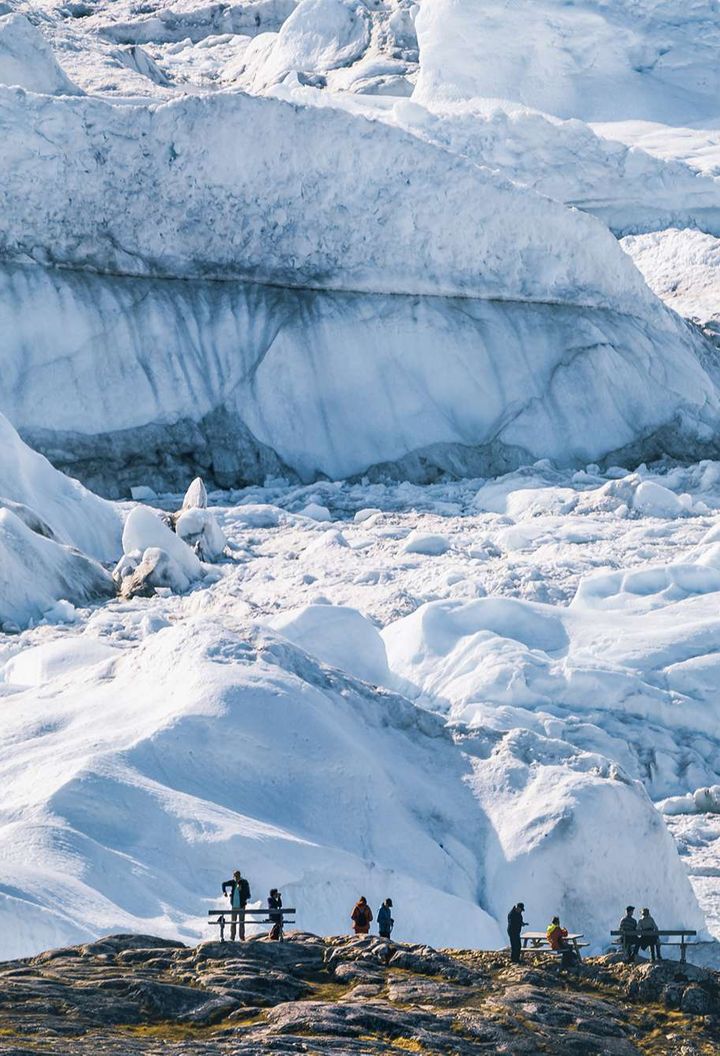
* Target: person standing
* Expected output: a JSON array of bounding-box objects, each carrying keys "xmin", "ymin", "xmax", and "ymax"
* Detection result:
[
  {"xmin": 351, "ymin": 896, "xmax": 373, "ymax": 935},
  {"xmin": 377, "ymin": 898, "xmax": 394, "ymax": 939},
  {"xmin": 222, "ymin": 870, "xmax": 251, "ymax": 941},
  {"xmin": 619, "ymin": 906, "xmax": 640, "ymax": 963},
  {"xmin": 507, "ymin": 902, "xmax": 526, "ymax": 963},
  {"xmin": 268, "ymin": 888, "xmax": 283, "ymax": 941},
  {"xmin": 638, "ymin": 907, "xmax": 661, "ymax": 962}
]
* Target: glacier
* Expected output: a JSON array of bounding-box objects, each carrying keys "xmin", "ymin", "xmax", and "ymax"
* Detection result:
[
  {"xmin": 4, "ymin": 259, "xmax": 720, "ymax": 496},
  {"xmin": 4, "ymin": 0, "xmax": 720, "ymax": 968},
  {"xmin": 2, "ymin": 4, "xmax": 720, "ymax": 490}
]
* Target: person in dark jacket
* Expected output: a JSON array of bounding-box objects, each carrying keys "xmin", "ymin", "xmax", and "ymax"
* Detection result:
[
  {"xmin": 507, "ymin": 902, "xmax": 526, "ymax": 963},
  {"xmin": 268, "ymin": 888, "xmax": 283, "ymax": 941},
  {"xmin": 619, "ymin": 906, "xmax": 640, "ymax": 963},
  {"xmin": 377, "ymin": 898, "xmax": 394, "ymax": 939},
  {"xmin": 222, "ymin": 870, "xmax": 251, "ymax": 941},
  {"xmin": 351, "ymin": 896, "xmax": 373, "ymax": 935}
]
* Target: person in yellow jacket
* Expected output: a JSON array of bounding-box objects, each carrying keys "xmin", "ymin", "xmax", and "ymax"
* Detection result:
[{"xmin": 547, "ymin": 916, "xmax": 577, "ymax": 967}]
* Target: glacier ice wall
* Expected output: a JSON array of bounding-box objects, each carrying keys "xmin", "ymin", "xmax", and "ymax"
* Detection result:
[
  {"xmin": 3, "ymin": 261, "xmax": 720, "ymax": 495},
  {"xmin": 2, "ymin": 56, "xmax": 720, "ymax": 493}
]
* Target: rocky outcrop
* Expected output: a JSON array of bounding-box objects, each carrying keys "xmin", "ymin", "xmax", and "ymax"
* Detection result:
[{"xmin": 0, "ymin": 933, "xmax": 718, "ymax": 1054}]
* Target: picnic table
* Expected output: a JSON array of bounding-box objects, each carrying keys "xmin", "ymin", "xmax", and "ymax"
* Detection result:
[
  {"xmin": 521, "ymin": 931, "xmax": 589, "ymax": 962},
  {"xmin": 208, "ymin": 906, "xmax": 296, "ymax": 943},
  {"xmin": 610, "ymin": 928, "xmax": 697, "ymax": 963}
]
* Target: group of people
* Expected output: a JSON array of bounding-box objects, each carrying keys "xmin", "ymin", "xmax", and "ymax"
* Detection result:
[
  {"xmin": 351, "ymin": 896, "xmax": 395, "ymax": 939},
  {"xmin": 507, "ymin": 901, "xmax": 664, "ymax": 966},
  {"xmin": 222, "ymin": 873, "xmax": 661, "ymax": 961},
  {"xmin": 221, "ymin": 872, "xmax": 395, "ymax": 941},
  {"xmin": 507, "ymin": 903, "xmax": 578, "ymax": 967},
  {"xmin": 222, "ymin": 870, "xmax": 284, "ymax": 941},
  {"xmin": 619, "ymin": 905, "xmax": 662, "ymax": 962}
]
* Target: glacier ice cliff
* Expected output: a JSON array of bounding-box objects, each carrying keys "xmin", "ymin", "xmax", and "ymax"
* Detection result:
[
  {"xmin": 2, "ymin": 26, "xmax": 720, "ymax": 493},
  {"xmin": 3, "ymin": 261, "xmax": 720, "ymax": 496}
]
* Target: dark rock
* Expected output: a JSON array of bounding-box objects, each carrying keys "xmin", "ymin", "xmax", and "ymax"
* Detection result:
[
  {"xmin": 664, "ymin": 983, "xmax": 685, "ymax": 1010},
  {"xmin": 178, "ymin": 995, "xmax": 240, "ymax": 1024},
  {"xmin": 681, "ymin": 984, "xmax": 711, "ymax": 1015},
  {"xmin": 626, "ymin": 962, "xmax": 709, "ymax": 1003},
  {"xmin": 333, "ymin": 961, "xmax": 385, "ymax": 983},
  {"xmin": 1, "ymin": 935, "xmax": 719, "ymax": 1055},
  {"xmin": 386, "ymin": 974, "xmax": 475, "ymax": 1007},
  {"xmin": 81, "ymin": 935, "xmax": 186, "ymax": 955}
]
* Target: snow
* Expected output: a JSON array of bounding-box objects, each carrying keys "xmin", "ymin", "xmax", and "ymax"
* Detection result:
[
  {"xmin": 0, "ymin": 14, "xmax": 80, "ymax": 95},
  {"xmin": 0, "ymin": 414, "xmax": 121, "ymax": 630},
  {"xmin": 130, "ymin": 485, "xmax": 158, "ymax": 502},
  {"xmin": 0, "ymin": 87, "xmax": 658, "ymax": 311},
  {"xmin": 633, "ymin": 480, "xmax": 687, "ymax": 518},
  {"xmin": 0, "ymin": 413, "xmax": 121, "ymax": 561},
  {"xmin": 384, "ymin": 97, "xmax": 720, "ymax": 239},
  {"xmin": 0, "ymin": 509, "xmax": 114, "ymax": 632},
  {"xmin": 267, "ymin": 603, "xmax": 391, "ymax": 686},
  {"xmin": 175, "ymin": 508, "xmax": 227, "ymax": 562},
  {"xmin": 413, "ymin": 0, "xmax": 720, "ymax": 125},
  {"xmin": 2, "ymin": 2, "xmax": 720, "ymax": 494},
  {"xmin": 182, "ymin": 477, "xmax": 208, "ymax": 511},
  {"xmin": 469, "ymin": 729, "xmax": 705, "ymax": 946},
  {"xmin": 622, "ymin": 229, "xmax": 720, "ymax": 332},
  {"xmin": 6, "ymin": 0, "xmax": 720, "ymax": 966},
  {"xmin": 403, "ymin": 531, "xmax": 449, "ymax": 556},
  {"xmin": 121, "ymin": 506, "xmax": 202, "ymax": 582},
  {"xmin": 86, "ymin": 0, "xmax": 297, "ymax": 47},
  {"xmin": 175, "ymin": 476, "xmax": 228, "ymax": 560},
  {"xmin": 300, "ymin": 503, "xmax": 333, "ymax": 522},
  {"xmin": 3, "ymin": 637, "xmax": 120, "ymax": 687},
  {"xmin": 239, "ymin": 0, "xmax": 370, "ymax": 91},
  {"xmin": 3, "ymin": 461, "xmax": 720, "ymax": 958}
]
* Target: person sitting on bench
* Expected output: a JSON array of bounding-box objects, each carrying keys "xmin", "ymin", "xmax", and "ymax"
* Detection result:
[
  {"xmin": 547, "ymin": 916, "xmax": 577, "ymax": 967},
  {"xmin": 619, "ymin": 906, "xmax": 640, "ymax": 963},
  {"xmin": 638, "ymin": 907, "xmax": 662, "ymax": 962},
  {"xmin": 222, "ymin": 870, "xmax": 251, "ymax": 941},
  {"xmin": 268, "ymin": 888, "xmax": 283, "ymax": 941}
]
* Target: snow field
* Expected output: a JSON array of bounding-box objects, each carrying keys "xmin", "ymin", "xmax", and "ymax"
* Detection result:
[
  {"xmin": 4, "ymin": 458, "xmax": 720, "ymax": 956},
  {"xmin": 413, "ymin": 0, "xmax": 720, "ymax": 125}
]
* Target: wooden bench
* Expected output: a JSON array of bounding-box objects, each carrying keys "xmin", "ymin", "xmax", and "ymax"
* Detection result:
[
  {"xmin": 208, "ymin": 907, "xmax": 296, "ymax": 942},
  {"xmin": 521, "ymin": 931, "xmax": 589, "ymax": 963},
  {"xmin": 610, "ymin": 929, "xmax": 697, "ymax": 964}
]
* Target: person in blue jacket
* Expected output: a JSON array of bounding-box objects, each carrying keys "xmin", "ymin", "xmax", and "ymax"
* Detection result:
[{"xmin": 378, "ymin": 898, "xmax": 394, "ymax": 939}]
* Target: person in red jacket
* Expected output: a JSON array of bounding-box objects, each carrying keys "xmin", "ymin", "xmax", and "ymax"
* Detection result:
[
  {"xmin": 351, "ymin": 896, "xmax": 373, "ymax": 935},
  {"xmin": 546, "ymin": 916, "xmax": 577, "ymax": 967},
  {"xmin": 546, "ymin": 916, "xmax": 568, "ymax": 950}
]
